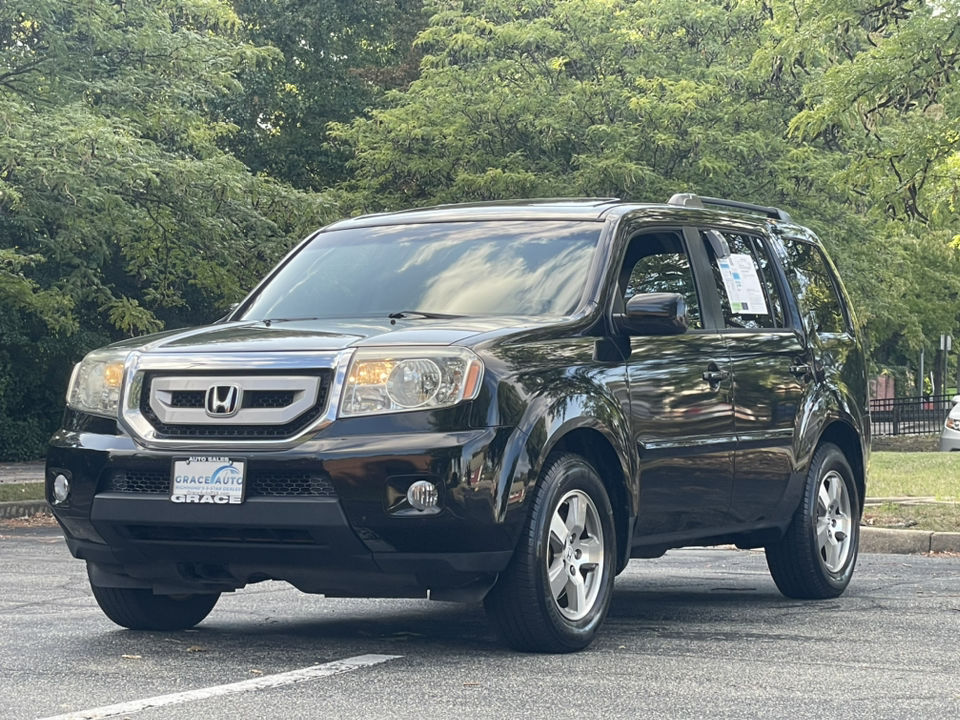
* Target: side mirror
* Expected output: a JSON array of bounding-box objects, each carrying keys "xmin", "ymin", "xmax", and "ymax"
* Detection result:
[
  {"xmin": 952, "ymin": 395, "xmax": 960, "ymax": 406},
  {"xmin": 615, "ymin": 292, "xmax": 688, "ymax": 336}
]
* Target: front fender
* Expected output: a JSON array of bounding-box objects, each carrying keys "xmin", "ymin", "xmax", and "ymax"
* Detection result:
[{"xmin": 490, "ymin": 373, "xmax": 634, "ymax": 532}]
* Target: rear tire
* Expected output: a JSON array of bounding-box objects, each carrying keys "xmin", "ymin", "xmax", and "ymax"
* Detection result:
[
  {"xmin": 90, "ymin": 582, "xmax": 220, "ymax": 630},
  {"xmin": 765, "ymin": 442, "xmax": 860, "ymax": 599},
  {"xmin": 484, "ymin": 453, "xmax": 616, "ymax": 653}
]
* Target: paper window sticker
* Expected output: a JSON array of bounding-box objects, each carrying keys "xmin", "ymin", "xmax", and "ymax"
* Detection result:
[{"xmin": 719, "ymin": 254, "xmax": 769, "ymax": 315}]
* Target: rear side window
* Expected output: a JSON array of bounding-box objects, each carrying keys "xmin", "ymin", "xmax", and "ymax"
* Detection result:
[
  {"xmin": 780, "ymin": 237, "xmax": 849, "ymax": 334},
  {"xmin": 704, "ymin": 230, "xmax": 786, "ymax": 330}
]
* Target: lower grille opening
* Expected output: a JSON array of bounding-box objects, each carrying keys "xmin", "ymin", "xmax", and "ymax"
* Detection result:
[
  {"xmin": 122, "ymin": 525, "xmax": 318, "ymax": 545},
  {"xmin": 101, "ymin": 468, "xmax": 337, "ymax": 498},
  {"xmin": 105, "ymin": 469, "xmax": 168, "ymax": 494},
  {"xmin": 254, "ymin": 470, "xmax": 337, "ymax": 497}
]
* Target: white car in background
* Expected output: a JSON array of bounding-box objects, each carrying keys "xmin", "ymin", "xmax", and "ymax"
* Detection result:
[{"xmin": 940, "ymin": 396, "xmax": 960, "ymax": 451}]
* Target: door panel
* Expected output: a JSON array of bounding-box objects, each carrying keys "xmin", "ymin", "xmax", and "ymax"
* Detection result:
[
  {"xmin": 726, "ymin": 332, "xmax": 806, "ymax": 524},
  {"xmin": 616, "ymin": 228, "xmax": 736, "ymax": 542},
  {"xmin": 630, "ymin": 333, "xmax": 735, "ymax": 537}
]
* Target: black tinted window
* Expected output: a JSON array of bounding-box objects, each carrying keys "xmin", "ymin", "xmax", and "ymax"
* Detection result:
[
  {"xmin": 241, "ymin": 221, "xmax": 601, "ymax": 319},
  {"xmin": 780, "ymin": 238, "xmax": 848, "ymax": 334}
]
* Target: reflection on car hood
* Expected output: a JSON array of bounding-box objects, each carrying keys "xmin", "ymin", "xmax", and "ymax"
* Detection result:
[{"xmin": 108, "ymin": 316, "xmax": 561, "ymax": 354}]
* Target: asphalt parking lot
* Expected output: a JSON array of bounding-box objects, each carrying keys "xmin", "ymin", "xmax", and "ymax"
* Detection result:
[{"xmin": 2, "ymin": 522, "xmax": 960, "ymax": 720}]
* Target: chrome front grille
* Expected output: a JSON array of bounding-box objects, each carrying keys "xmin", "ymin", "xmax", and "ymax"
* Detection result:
[
  {"xmin": 118, "ymin": 350, "xmax": 348, "ymax": 450},
  {"xmin": 139, "ymin": 371, "xmax": 331, "ymax": 441}
]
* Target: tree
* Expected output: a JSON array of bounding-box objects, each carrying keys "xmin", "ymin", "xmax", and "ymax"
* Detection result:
[
  {"xmin": 329, "ymin": 1, "xmax": 842, "ymax": 212},
  {"xmin": 764, "ymin": 0, "xmax": 960, "ymax": 225},
  {"xmin": 0, "ymin": 0, "xmax": 329, "ymax": 459},
  {"xmin": 217, "ymin": 0, "xmax": 427, "ymax": 190},
  {"xmin": 759, "ymin": 0, "xmax": 960, "ymax": 372}
]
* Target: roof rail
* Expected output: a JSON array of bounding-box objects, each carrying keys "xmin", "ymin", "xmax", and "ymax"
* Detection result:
[{"xmin": 667, "ymin": 193, "xmax": 791, "ymax": 222}]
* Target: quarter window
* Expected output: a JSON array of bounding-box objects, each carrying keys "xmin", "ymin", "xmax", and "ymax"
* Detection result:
[{"xmin": 780, "ymin": 238, "xmax": 848, "ymax": 334}]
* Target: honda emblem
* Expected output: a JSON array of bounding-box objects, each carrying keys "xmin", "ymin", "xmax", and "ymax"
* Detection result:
[{"xmin": 205, "ymin": 384, "xmax": 241, "ymax": 417}]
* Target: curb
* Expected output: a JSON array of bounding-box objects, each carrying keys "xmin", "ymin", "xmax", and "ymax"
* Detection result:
[
  {"xmin": 0, "ymin": 500, "xmax": 49, "ymax": 520},
  {"xmin": 860, "ymin": 527, "xmax": 960, "ymax": 554}
]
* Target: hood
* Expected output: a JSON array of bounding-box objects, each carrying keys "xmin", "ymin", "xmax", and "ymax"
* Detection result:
[{"xmin": 114, "ymin": 316, "xmax": 561, "ymax": 355}]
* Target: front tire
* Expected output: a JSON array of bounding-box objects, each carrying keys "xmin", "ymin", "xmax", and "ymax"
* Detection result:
[
  {"xmin": 484, "ymin": 453, "xmax": 616, "ymax": 653},
  {"xmin": 90, "ymin": 581, "xmax": 220, "ymax": 631},
  {"xmin": 765, "ymin": 442, "xmax": 860, "ymax": 599}
]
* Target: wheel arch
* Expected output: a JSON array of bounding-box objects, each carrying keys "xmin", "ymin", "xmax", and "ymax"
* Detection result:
[{"xmin": 817, "ymin": 420, "xmax": 866, "ymax": 513}]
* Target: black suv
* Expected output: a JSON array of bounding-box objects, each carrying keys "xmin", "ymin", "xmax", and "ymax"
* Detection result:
[{"xmin": 47, "ymin": 194, "xmax": 869, "ymax": 653}]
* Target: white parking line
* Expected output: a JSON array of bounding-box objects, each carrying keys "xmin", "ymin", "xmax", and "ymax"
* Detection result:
[{"xmin": 37, "ymin": 653, "xmax": 402, "ymax": 720}]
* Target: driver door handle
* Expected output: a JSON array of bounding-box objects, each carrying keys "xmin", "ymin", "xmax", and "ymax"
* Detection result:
[{"xmin": 789, "ymin": 363, "xmax": 811, "ymax": 379}]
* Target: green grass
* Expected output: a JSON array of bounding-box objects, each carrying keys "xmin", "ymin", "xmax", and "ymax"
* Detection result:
[
  {"xmin": 862, "ymin": 502, "xmax": 960, "ymax": 533},
  {"xmin": 865, "ymin": 451, "xmax": 960, "ymax": 533},
  {"xmin": 868, "ymin": 451, "xmax": 960, "ymax": 500},
  {"xmin": 0, "ymin": 483, "xmax": 45, "ymax": 503}
]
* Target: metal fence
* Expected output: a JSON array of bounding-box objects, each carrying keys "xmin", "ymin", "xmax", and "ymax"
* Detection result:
[{"xmin": 870, "ymin": 394, "xmax": 953, "ymax": 436}]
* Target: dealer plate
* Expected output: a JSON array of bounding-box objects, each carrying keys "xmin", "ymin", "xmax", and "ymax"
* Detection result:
[{"xmin": 171, "ymin": 456, "xmax": 246, "ymax": 505}]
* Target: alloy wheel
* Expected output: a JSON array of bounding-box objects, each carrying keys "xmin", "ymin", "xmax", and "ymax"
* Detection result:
[
  {"xmin": 546, "ymin": 489, "xmax": 605, "ymax": 621},
  {"xmin": 816, "ymin": 469, "xmax": 853, "ymax": 573}
]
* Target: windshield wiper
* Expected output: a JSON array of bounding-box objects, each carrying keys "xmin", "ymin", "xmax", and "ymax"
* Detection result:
[
  {"xmin": 388, "ymin": 310, "xmax": 464, "ymax": 320},
  {"xmin": 261, "ymin": 317, "xmax": 321, "ymax": 326}
]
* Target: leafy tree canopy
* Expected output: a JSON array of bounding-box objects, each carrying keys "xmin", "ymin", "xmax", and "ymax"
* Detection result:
[
  {"xmin": 217, "ymin": 0, "xmax": 427, "ymax": 189},
  {"xmin": 3, "ymin": 0, "xmax": 959, "ymax": 457},
  {"xmin": 0, "ymin": 0, "xmax": 329, "ymax": 458},
  {"xmin": 764, "ymin": 0, "xmax": 960, "ymax": 227}
]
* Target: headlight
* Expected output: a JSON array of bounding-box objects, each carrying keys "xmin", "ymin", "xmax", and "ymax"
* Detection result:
[
  {"xmin": 340, "ymin": 347, "xmax": 483, "ymax": 417},
  {"xmin": 66, "ymin": 348, "xmax": 131, "ymax": 418},
  {"xmin": 947, "ymin": 416, "xmax": 960, "ymax": 431}
]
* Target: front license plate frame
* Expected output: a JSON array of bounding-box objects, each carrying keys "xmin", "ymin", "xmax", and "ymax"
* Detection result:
[{"xmin": 171, "ymin": 456, "xmax": 247, "ymax": 505}]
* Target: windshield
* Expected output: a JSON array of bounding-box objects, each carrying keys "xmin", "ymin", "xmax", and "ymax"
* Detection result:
[{"xmin": 240, "ymin": 221, "xmax": 602, "ymax": 320}]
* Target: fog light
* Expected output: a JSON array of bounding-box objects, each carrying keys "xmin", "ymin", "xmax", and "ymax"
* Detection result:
[
  {"xmin": 53, "ymin": 474, "xmax": 71, "ymax": 504},
  {"xmin": 407, "ymin": 480, "xmax": 439, "ymax": 511}
]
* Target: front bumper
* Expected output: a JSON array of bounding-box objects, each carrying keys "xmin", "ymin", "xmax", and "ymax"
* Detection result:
[
  {"xmin": 940, "ymin": 425, "xmax": 960, "ymax": 452},
  {"xmin": 47, "ymin": 419, "xmax": 522, "ymax": 601}
]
